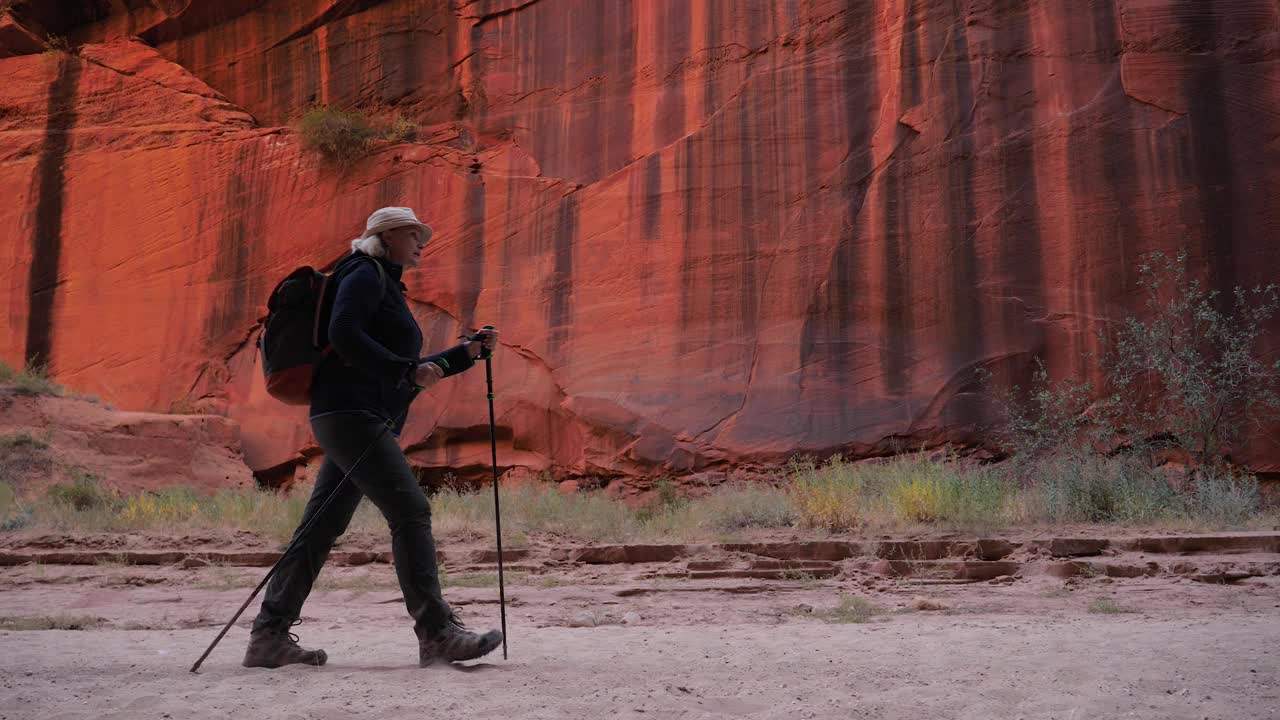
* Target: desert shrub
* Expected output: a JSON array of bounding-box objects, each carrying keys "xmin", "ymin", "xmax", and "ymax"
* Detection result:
[
  {"xmin": 41, "ymin": 34, "xmax": 70, "ymax": 54},
  {"xmin": 787, "ymin": 457, "xmax": 863, "ymax": 530},
  {"xmin": 433, "ymin": 482, "xmax": 640, "ymax": 542},
  {"xmin": 380, "ymin": 114, "xmax": 417, "ymax": 143},
  {"xmin": 980, "ymin": 358, "xmax": 1101, "ymax": 459},
  {"xmin": 299, "ymin": 108, "xmax": 419, "ymax": 168},
  {"xmin": 1019, "ymin": 451, "xmax": 1183, "ymax": 524},
  {"xmin": 120, "ymin": 487, "xmax": 201, "ymax": 527},
  {"xmin": 886, "ymin": 474, "xmax": 945, "ymax": 523},
  {"xmin": 0, "ymin": 432, "xmax": 49, "ymax": 450},
  {"xmin": 46, "ymin": 469, "xmax": 116, "ymax": 511},
  {"xmin": 0, "ymin": 481, "xmax": 19, "ymax": 529},
  {"xmin": 695, "ymin": 482, "xmax": 794, "ymax": 532},
  {"xmin": 1104, "ymin": 250, "xmax": 1280, "ymax": 468},
  {"xmin": 300, "ymin": 107, "xmax": 377, "ymax": 168},
  {"xmin": 0, "ymin": 614, "xmax": 101, "ymax": 631},
  {"xmin": 1087, "ymin": 598, "xmax": 1137, "ymax": 615},
  {"xmin": 820, "ymin": 595, "xmax": 886, "ymax": 624},
  {"xmin": 877, "ymin": 453, "xmax": 1010, "ymax": 526},
  {"xmin": 0, "ymin": 360, "xmax": 64, "ymax": 397},
  {"xmin": 1187, "ymin": 466, "xmax": 1260, "ymax": 526}
]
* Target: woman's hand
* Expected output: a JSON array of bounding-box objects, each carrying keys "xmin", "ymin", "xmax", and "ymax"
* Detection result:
[
  {"xmin": 415, "ymin": 361, "xmax": 444, "ymax": 389},
  {"xmin": 467, "ymin": 327, "xmax": 499, "ymax": 359}
]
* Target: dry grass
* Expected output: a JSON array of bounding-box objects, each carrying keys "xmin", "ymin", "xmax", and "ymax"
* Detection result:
[
  {"xmin": 0, "ymin": 432, "xmax": 49, "ymax": 451},
  {"xmin": 314, "ymin": 569, "xmax": 400, "ymax": 595},
  {"xmin": 41, "ymin": 34, "xmax": 70, "ymax": 55},
  {"xmin": 440, "ymin": 570, "xmax": 531, "ymax": 589},
  {"xmin": 783, "ymin": 452, "xmax": 1017, "ymax": 533},
  {"xmin": 0, "ymin": 614, "xmax": 101, "ymax": 631},
  {"xmin": 0, "ymin": 360, "xmax": 64, "ymax": 397},
  {"xmin": 911, "ymin": 597, "xmax": 950, "ymax": 612},
  {"xmin": 1087, "ymin": 597, "xmax": 1139, "ymax": 615},
  {"xmin": 298, "ymin": 107, "xmax": 418, "ymax": 168},
  {"xmin": 819, "ymin": 595, "xmax": 886, "ymax": 624},
  {"xmin": 299, "ymin": 107, "xmax": 376, "ymax": 167},
  {"xmin": 1, "ymin": 451, "xmax": 1273, "ymax": 543},
  {"xmin": 191, "ymin": 566, "xmax": 257, "ymax": 591}
]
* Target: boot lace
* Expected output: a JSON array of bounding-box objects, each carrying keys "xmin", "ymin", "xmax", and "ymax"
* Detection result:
[{"xmin": 284, "ymin": 619, "xmax": 304, "ymax": 646}]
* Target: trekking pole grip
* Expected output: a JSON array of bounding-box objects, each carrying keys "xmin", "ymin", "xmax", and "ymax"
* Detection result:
[{"xmin": 479, "ymin": 324, "xmax": 496, "ymax": 362}]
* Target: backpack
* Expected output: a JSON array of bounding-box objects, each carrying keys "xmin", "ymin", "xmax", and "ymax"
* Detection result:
[{"xmin": 258, "ymin": 255, "xmax": 387, "ymax": 405}]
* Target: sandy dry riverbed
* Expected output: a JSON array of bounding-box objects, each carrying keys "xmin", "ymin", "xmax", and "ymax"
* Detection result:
[{"xmin": 1, "ymin": 553, "xmax": 1278, "ymax": 719}]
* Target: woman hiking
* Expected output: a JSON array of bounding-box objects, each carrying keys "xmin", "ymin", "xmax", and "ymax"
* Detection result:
[{"xmin": 243, "ymin": 207, "xmax": 503, "ymax": 669}]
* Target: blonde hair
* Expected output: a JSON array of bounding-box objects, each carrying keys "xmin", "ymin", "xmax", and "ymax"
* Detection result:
[{"xmin": 350, "ymin": 233, "xmax": 387, "ymax": 257}]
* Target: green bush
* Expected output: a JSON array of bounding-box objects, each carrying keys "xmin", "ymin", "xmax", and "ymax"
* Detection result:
[{"xmin": 1105, "ymin": 250, "xmax": 1280, "ymax": 467}]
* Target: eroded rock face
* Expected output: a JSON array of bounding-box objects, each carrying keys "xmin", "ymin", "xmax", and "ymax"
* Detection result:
[
  {"xmin": 0, "ymin": 386, "xmax": 252, "ymax": 495},
  {"xmin": 1, "ymin": 1, "xmax": 1277, "ymax": 485}
]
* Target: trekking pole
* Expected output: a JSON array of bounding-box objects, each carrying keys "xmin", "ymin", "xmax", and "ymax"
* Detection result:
[
  {"xmin": 189, "ymin": 415, "xmax": 399, "ymax": 673},
  {"xmin": 478, "ymin": 325, "xmax": 509, "ymax": 660}
]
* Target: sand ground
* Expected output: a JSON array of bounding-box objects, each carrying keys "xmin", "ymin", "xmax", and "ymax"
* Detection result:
[{"xmin": 1, "ymin": 558, "xmax": 1277, "ymax": 719}]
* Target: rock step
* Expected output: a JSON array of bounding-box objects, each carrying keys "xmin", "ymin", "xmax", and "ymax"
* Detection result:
[
  {"xmin": 3, "ymin": 533, "xmax": 1278, "ymax": 568},
  {"xmin": 874, "ymin": 540, "xmax": 1018, "ymax": 561},
  {"xmin": 449, "ymin": 563, "xmax": 545, "ymax": 574},
  {"xmin": 870, "ymin": 560, "xmax": 1022, "ymax": 581},
  {"xmin": 0, "ymin": 550, "xmax": 286, "ymax": 567},
  {"xmin": 1046, "ymin": 558, "xmax": 1280, "ymax": 583},
  {"xmin": 653, "ymin": 567, "xmax": 842, "ymax": 581},
  {"xmin": 745, "ymin": 559, "xmax": 837, "ymax": 571},
  {"xmin": 1115, "ymin": 533, "xmax": 1280, "ymax": 555},
  {"xmin": 1028, "ymin": 533, "xmax": 1280, "ymax": 557},
  {"xmin": 0, "ymin": 549, "xmax": 491, "ymax": 568}
]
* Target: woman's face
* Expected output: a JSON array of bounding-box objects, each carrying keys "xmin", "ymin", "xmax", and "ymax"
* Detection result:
[{"xmin": 383, "ymin": 226, "xmax": 428, "ymax": 268}]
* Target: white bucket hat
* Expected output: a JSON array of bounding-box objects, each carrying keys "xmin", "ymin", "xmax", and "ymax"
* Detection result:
[{"xmin": 360, "ymin": 206, "xmax": 433, "ymax": 243}]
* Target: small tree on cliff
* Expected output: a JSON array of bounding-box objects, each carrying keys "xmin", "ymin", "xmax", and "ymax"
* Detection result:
[{"xmin": 1101, "ymin": 250, "xmax": 1280, "ymax": 469}]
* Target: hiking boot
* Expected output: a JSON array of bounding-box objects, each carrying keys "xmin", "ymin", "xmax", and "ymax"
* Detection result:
[
  {"xmin": 242, "ymin": 622, "xmax": 327, "ymax": 669},
  {"xmin": 418, "ymin": 613, "xmax": 502, "ymax": 666}
]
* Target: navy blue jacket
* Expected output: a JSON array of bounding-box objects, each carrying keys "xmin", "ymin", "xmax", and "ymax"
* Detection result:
[{"xmin": 310, "ymin": 251, "xmax": 474, "ymax": 432}]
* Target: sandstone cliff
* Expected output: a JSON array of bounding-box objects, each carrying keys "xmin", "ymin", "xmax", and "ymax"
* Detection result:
[{"xmin": 2, "ymin": 0, "xmax": 1277, "ymax": 486}]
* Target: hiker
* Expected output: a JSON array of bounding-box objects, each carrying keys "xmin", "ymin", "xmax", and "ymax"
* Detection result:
[{"xmin": 243, "ymin": 207, "xmax": 503, "ymax": 669}]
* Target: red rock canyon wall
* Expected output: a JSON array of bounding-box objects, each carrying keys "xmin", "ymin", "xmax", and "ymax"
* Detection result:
[{"xmin": 1, "ymin": 0, "xmax": 1278, "ymax": 486}]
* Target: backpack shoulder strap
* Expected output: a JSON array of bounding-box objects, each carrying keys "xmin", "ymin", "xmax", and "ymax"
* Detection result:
[
  {"xmin": 313, "ymin": 255, "xmax": 389, "ymax": 348},
  {"xmin": 335, "ymin": 255, "xmax": 389, "ymax": 299},
  {"xmin": 364, "ymin": 256, "xmax": 388, "ymax": 300}
]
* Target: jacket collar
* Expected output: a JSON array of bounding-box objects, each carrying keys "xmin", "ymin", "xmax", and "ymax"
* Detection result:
[{"xmin": 347, "ymin": 250, "xmax": 405, "ymax": 283}]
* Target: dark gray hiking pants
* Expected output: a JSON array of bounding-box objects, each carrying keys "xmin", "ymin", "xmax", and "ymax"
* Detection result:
[{"xmin": 253, "ymin": 411, "xmax": 450, "ymax": 639}]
